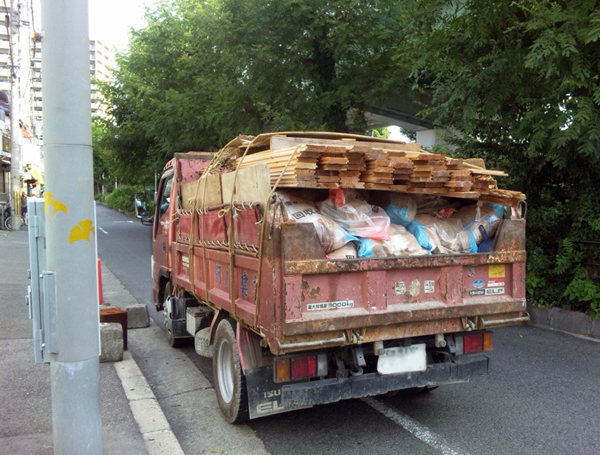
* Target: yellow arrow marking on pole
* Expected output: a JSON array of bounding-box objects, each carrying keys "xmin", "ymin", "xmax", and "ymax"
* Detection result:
[
  {"xmin": 44, "ymin": 192, "xmax": 68, "ymax": 220},
  {"xmin": 69, "ymin": 220, "xmax": 95, "ymax": 245}
]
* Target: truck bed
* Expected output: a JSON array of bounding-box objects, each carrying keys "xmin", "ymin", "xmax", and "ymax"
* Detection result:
[{"xmin": 172, "ymin": 202, "xmax": 527, "ymax": 354}]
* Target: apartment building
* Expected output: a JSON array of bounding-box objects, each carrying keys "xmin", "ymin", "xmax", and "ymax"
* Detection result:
[
  {"xmin": 0, "ymin": 0, "xmax": 114, "ymax": 197},
  {"xmin": 30, "ymin": 39, "xmax": 115, "ymax": 126}
]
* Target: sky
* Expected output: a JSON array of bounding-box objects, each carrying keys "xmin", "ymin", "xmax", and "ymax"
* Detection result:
[{"xmin": 88, "ymin": 0, "xmax": 157, "ymax": 51}]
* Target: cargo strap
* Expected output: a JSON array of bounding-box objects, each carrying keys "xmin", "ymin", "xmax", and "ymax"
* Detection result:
[{"xmin": 251, "ymin": 147, "xmax": 300, "ymax": 327}]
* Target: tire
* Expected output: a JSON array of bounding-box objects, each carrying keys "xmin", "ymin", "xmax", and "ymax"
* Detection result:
[
  {"xmin": 163, "ymin": 283, "xmax": 185, "ymax": 348},
  {"xmin": 213, "ymin": 318, "xmax": 249, "ymax": 423},
  {"xmin": 4, "ymin": 214, "xmax": 11, "ymax": 230}
]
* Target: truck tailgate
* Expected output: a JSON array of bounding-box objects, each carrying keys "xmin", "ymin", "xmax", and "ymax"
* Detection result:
[{"xmin": 279, "ymin": 250, "xmax": 527, "ymax": 350}]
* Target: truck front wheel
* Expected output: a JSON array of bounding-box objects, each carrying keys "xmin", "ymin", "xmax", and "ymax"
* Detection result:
[
  {"xmin": 163, "ymin": 283, "xmax": 185, "ymax": 348},
  {"xmin": 213, "ymin": 318, "xmax": 249, "ymax": 423}
]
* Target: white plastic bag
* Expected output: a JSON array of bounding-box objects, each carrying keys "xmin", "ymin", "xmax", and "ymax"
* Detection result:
[
  {"xmin": 316, "ymin": 189, "xmax": 390, "ymax": 240},
  {"xmin": 407, "ymin": 214, "xmax": 476, "ymax": 254},
  {"xmin": 327, "ymin": 243, "xmax": 358, "ymax": 260},
  {"xmin": 278, "ymin": 191, "xmax": 352, "ymax": 253},
  {"xmin": 368, "ymin": 224, "xmax": 428, "ymax": 258}
]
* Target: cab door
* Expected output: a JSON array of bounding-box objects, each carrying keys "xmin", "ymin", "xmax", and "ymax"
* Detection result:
[{"xmin": 153, "ymin": 169, "xmax": 175, "ymax": 279}]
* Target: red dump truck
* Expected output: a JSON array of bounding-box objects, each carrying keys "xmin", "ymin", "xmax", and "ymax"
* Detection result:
[{"xmin": 151, "ymin": 132, "xmax": 528, "ymax": 423}]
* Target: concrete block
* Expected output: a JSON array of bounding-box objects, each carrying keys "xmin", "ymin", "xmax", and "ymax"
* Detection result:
[
  {"xmin": 591, "ymin": 319, "xmax": 600, "ymax": 340},
  {"xmin": 126, "ymin": 304, "xmax": 149, "ymax": 329},
  {"xmin": 549, "ymin": 307, "xmax": 593, "ymax": 336},
  {"xmin": 527, "ymin": 303, "xmax": 551, "ymax": 327},
  {"xmin": 100, "ymin": 323, "xmax": 124, "ymax": 363}
]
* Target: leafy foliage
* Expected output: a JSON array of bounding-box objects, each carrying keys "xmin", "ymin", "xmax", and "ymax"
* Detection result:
[
  {"xmin": 101, "ymin": 0, "xmax": 406, "ymax": 183},
  {"xmin": 102, "ymin": 0, "xmax": 600, "ymax": 315},
  {"xmin": 397, "ymin": 0, "xmax": 600, "ymax": 315}
]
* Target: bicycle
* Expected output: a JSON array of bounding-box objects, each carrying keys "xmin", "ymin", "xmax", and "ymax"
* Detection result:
[{"xmin": 1, "ymin": 203, "xmax": 11, "ymax": 230}]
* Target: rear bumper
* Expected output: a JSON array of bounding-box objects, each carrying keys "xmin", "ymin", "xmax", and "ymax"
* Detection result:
[{"xmin": 282, "ymin": 355, "xmax": 489, "ymax": 409}]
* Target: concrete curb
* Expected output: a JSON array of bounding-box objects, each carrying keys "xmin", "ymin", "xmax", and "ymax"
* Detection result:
[
  {"xmin": 115, "ymin": 352, "xmax": 184, "ymax": 455},
  {"xmin": 527, "ymin": 302, "xmax": 600, "ymax": 340},
  {"xmin": 100, "ymin": 262, "xmax": 184, "ymax": 455}
]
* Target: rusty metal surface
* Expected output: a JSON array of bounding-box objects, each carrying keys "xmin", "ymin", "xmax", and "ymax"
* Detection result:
[
  {"xmin": 494, "ymin": 219, "xmax": 526, "ymax": 253},
  {"xmin": 271, "ymin": 310, "xmax": 529, "ymax": 354},
  {"xmin": 284, "ymin": 251, "xmax": 526, "ymax": 275},
  {"xmin": 272, "ymin": 310, "xmax": 529, "ymax": 355},
  {"xmin": 160, "ymin": 155, "xmax": 530, "ymax": 357},
  {"xmin": 282, "ymin": 222, "xmax": 327, "ymax": 261},
  {"xmin": 178, "ymin": 153, "xmax": 213, "ymax": 184},
  {"xmin": 283, "ymin": 299, "xmax": 527, "ymax": 336}
]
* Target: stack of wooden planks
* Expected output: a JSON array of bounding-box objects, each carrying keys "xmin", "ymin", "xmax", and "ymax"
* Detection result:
[{"xmin": 232, "ymin": 133, "xmax": 526, "ymax": 207}]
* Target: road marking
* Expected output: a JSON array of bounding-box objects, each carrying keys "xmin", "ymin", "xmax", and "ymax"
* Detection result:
[
  {"xmin": 113, "ymin": 220, "xmax": 135, "ymax": 224},
  {"xmin": 98, "ymin": 227, "xmax": 109, "ymax": 235},
  {"xmin": 361, "ymin": 397, "xmax": 470, "ymax": 455},
  {"xmin": 115, "ymin": 351, "xmax": 185, "ymax": 455}
]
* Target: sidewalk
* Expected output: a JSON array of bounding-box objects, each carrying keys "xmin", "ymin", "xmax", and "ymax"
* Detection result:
[{"xmin": 0, "ymin": 229, "xmax": 147, "ymax": 454}]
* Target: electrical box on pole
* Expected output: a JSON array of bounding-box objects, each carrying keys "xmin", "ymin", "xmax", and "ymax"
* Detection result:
[{"xmin": 27, "ymin": 197, "xmax": 58, "ymax": 364}]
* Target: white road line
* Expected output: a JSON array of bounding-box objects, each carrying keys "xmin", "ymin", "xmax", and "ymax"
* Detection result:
[
  {"xmin": 361, "ymin": 396, "xmax": 470, "ymax": 455},
  {"xmin": 98, "ymin": 227, "xmax": 109, "ymax": 235},
  {"xmin": 114, "ymin": 351, "xmax": 185, "ymax": 455}
]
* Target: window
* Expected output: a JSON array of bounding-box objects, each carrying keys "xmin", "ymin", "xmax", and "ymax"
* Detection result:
[{"xmin": 154, "ymin": 172, "xmax": 174, "ymax": 238}]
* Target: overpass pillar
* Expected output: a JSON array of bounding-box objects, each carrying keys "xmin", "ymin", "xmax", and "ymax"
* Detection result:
[{"xmin": 416, "ymin": 128, "xmax": 453, "ymax": 149}]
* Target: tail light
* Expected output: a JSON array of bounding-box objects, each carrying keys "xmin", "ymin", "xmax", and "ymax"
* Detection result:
[
  {"xmin": 483, "ymin": 331, "xmax": 493, "ymax": 351},
  {"xmin": 463, "ymin": 333, "xmax": 483, "ymax": 354},
  {"xmin": 275, "ymin": 355, "xmax": 317, "ymax": 382},
  {"xmin": 291, "ymin": 356, "xmax": 317, "ymax": 380}
]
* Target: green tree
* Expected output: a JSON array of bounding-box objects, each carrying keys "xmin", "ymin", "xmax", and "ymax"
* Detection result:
[
  {"xmin": 92, "ymin": 118, "xmax": 110, "ymax": 193},
  {"xmin": 102, "ymin": 0, "xmax": 406, "ymax": 183},
  {"xmin": 397, "ymin": 0, "xmax": 600, "ymax": 315}
]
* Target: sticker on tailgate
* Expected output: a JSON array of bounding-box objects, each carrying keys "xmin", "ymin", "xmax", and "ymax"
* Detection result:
[
  {"xmin": 469, "ymin": 287, "xmax": 505, "ymax": 296},
  {"xmin": 307, "ymin": 300, "xmax": 354, "ymax": 311},
  {"xmin": 489, "ymin": 264, "xmax": 505, "ymax": 278}
]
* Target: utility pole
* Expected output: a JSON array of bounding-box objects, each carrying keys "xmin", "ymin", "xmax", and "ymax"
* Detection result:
[
  {"xmin": 9, "ymin": 0, "xmax": 21, "ymax": 230},
  {"xmin": 42, "ymin": 0, "xmax": 103, "ymax": 453}
]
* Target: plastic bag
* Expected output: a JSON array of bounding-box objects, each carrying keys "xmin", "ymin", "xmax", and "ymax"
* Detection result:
[
  {"xmin": 327, "ymin": 243, "xmax": 358, "ymax": 260},
  {"xmin": 317, "ymin": 189, "xmax": 390, "ymax": 241},
  {"xmin": 406, "ymin": 214, "xmax": 477, "ymax": 254},
  {"xmin": 278, "ymin": 191, "xmax": 354, "ymax": 253},
  {"xmin": 455, "ymin": 203, "xmax": 504, "ymax": 244},
  {"xmin": 385, "ymin": 193, "xmax": 417, "ymax": 226},
  {"xmin": 356, "ymin": 224, "xmax": 428, "ymax": 258}
]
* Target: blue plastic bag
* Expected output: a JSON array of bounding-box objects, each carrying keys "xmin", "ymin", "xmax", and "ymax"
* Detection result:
[{"xmin": 405, "ymin": 219, "xmax": 434, "ymax": 251}]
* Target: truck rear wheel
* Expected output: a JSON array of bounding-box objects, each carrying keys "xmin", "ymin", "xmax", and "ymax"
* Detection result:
[
  {"xmin": 213, "ymin": 318, "xmax": 249, "ymax": 423},
  {"xmin": 163, "ymin": 283, "xmax": 185, "ymax": 348}
]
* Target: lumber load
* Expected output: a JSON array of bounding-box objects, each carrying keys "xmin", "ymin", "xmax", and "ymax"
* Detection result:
[{"xmin": 228, "ymin": 132, "xmax": 525, "ymax": 207}]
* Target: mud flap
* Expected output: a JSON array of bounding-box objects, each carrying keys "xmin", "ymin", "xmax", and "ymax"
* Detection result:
[{"xmin": 245, "ymin": 365, "xmax": 313, "ymax": 419}]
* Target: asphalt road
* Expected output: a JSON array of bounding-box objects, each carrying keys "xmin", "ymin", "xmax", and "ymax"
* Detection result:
[{"xmin": 96, "ymin": 204, "xmax": 600, "ymax": 455}]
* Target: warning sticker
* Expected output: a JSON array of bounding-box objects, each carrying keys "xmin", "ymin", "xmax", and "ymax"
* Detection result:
[
  {"xmin": 485, "ymin": 287, "xmax": 505, "ymax": 295},
  {"xmin": 469, "ymin": 289, "xmax": 485, "ymax": 296},
  {"xmin": 469, "ymin": 287, "xmax": 505, "ymax": 296},
  {"xmin": 488, "ymin": 279, "xmax": 505, "ymax": 288},
  {"xmin": 489, "ymin": 264, "xmax": 505, "ymax": 278},
  {"xmin": 307, "ymin": 300, "xmax": 354, "ymax": 311},
  {"xmin": 424, "ymin": 280, "xmax": 435, "ymax": 294},
  {"xmin": 394, "ymin": 281, "xmax": 406, "ymax": 295}
]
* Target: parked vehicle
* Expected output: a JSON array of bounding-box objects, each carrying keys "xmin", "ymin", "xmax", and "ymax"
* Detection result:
[
  {"xmin": 151, "ymin": 134, "xmax": 529, "ymax": 423},
  {"xmin": 134, "ymin": 194, "xmax": 153, "ymax": 225}
]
